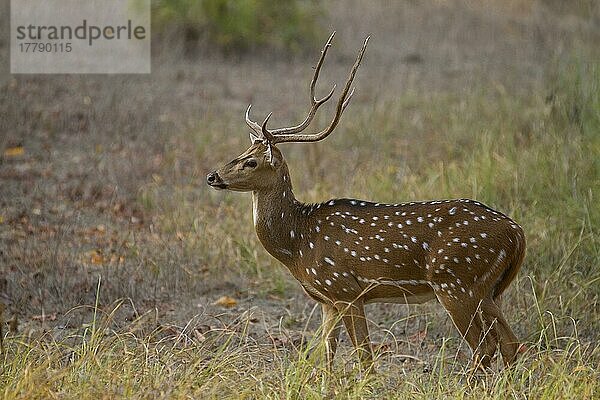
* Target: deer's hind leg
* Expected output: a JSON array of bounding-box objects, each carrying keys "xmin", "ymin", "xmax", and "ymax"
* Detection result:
[
  {"xmin": 480, "ymin": 298, "xmax": 520, "ymax": 366},
  {"xmin": 436, "ymin": 291, "xmax": 498, "ymax": 369}
]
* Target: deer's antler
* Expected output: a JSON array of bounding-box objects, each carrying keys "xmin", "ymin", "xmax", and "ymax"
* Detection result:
[{"xmin": 246, "ymin": 32, "xmax": 369, "ymax": 145}]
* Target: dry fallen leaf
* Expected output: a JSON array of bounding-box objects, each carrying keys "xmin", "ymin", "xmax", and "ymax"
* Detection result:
[
  {"xmin": 374, "ymin": 341, "xmax": 395, "ymax": 353},
  {"xmin": 213, "ymin": 295, "xmax": 237, "ymax": 308},
  {"xmin": 109, "ymin": 254, "xmax": 125, "ymax": 264},
  {"xmin": 32, "ymin": 312, "xmax": 57, "ymax": 322},
  {"xmin": 408, "ymin": 329, "xmax": 427, "ymax": 344},
  {"xmin": 4, "ymin": 146, "xmax": 24, "ymax": 157},
  {"xmin": 89, "ymin": 250, "xmax": 105, "ymax": 265}
]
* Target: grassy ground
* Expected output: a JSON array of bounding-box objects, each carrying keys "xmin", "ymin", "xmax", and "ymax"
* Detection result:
[{"xmin": 1, "ymin": 1, "xmax": 599, "ymax": 398}]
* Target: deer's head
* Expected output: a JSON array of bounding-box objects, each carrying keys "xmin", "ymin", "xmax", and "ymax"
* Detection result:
[
  {"xmin": 207, "ymin": 32, "xmax": 369, "ymax": 193},
  {"xmin": 206, "ymin": 142, "xmax": 285, "ymax": 192}
]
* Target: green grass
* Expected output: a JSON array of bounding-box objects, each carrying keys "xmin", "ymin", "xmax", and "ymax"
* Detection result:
[
  {"xmin": 2, "ymin": 56, "xmax": 599, "ymax": 398},
  {"xmin": 1, "ymin": 309, "xmax": 598, "ymax": 398}
]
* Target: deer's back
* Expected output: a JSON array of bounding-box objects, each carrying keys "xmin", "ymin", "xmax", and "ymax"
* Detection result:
[{"xmin": 286, "ymin": 198, "xmax": 524, "ymax": 304}]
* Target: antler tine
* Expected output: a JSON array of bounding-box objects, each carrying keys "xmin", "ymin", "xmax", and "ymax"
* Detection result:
[
  {"xmin": 270, "ymin": 35, "xmax": 370, "ymax": 144},
  {"xmin": 341, "ymin": 87, "xmax": 356, "ymax": 111},
  {"xmin": 268, "ymin": 32, "xmax": 337, "ymax": 136},
  {"xmin": 311, "ymin": 31, "xmax": 336, "ymax": 103},
  {"xmin": 245, "ymin": 105, "xmax": 263, "ymax": 135},
  {"xmin": 244, "ymin": 31, "xmax": 334, "ymax": 138},
  {"xmin": 261, "ymin": 112, "xmax": 275, "ymax": 143}
]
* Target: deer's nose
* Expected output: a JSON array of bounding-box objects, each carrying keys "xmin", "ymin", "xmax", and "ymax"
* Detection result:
[{"xmin": 206, "ymin": 171, "xmax": 219, "ymax": 185}]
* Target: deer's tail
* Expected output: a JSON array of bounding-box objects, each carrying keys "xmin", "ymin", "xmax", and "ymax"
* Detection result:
[{"xmin": 494, "ymin": 227, "xmax": 526, "ymax": 300}]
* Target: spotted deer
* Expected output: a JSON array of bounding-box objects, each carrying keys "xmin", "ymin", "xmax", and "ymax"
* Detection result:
[{"xmin": 207, "ymin": 33, "xmax": 525, "ymax": 371}]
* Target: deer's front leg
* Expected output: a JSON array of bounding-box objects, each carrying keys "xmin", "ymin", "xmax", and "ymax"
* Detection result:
[
  {"xmin": 321, "ymin": 303, "xmax": 342, "ymax": 369},
  {"xmin": 337, "ymin": 299, "xmax": 374, "ymax": 371}
]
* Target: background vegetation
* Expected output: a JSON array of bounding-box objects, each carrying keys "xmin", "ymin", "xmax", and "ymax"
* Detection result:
[
  {"xmin": 0, "ymin": 0, "xmax": 599, "ymax": 398},
  {"xmin": 152, "ymin": 0, "xmax": 321, "ymax": 53}
]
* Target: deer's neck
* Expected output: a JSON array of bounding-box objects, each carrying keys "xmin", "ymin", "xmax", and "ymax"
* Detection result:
[{"xmin": 252, "ymin": 169, "xmax": 303, "ymax": 265}]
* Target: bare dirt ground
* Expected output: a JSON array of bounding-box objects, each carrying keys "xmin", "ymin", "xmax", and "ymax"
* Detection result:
[{"xmin": 1, "ymin": 0, "xmax": 599, "ymax": 374}]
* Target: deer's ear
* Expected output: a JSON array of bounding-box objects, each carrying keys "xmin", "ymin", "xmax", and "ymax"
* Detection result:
[{"xmin": 268, "ymin": 145, "xmax": 283, "ymax": 169}]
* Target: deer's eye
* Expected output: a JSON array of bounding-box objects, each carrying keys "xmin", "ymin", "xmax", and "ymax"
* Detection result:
[{"xmin": 244, "ymin": 159, "xmax": 258, "ymax": 169}]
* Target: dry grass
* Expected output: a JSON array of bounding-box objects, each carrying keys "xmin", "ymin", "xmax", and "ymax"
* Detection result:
[{"xmin": 1, "ymin": 1, "xmax": 599, "ymax": 398}]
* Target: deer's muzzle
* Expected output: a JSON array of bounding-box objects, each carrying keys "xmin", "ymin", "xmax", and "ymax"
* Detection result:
[{"xmin": 206, "ymin": 171, "xmax": 227, "ymax": 189}]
